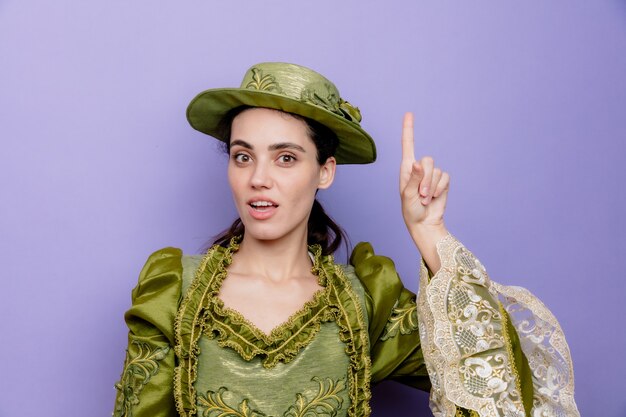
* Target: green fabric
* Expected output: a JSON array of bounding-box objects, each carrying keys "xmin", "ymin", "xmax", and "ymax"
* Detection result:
[
  {"xmin": 350, "ymin": 242, "xmax": 431, "ymax": 391},
  {"xmin": 196, "ymin": 323, "xmax": 351, "ymax": 416},
  {"xmin": 114, "ymin": 241, "xmax": 535, "ymax": 416},
  {"xmin": 181, "ymin": 254, "xmax": 203, "ymax": 295},
  {"xmin": 113, "ymin": 247, "xmax": 181, "ymax": 417}
]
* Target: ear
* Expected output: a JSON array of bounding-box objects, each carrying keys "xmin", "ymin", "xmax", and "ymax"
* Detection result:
[{"xmin": 317, "ymin": 156, "xmax": 336, "ymax": 190}]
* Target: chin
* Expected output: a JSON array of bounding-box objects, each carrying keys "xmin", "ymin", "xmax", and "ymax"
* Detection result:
[
  {"xmin": 239, "ymin": 221, "xmax": 280, "ymax": 240},
  {"xmin": 241, "ymin": 220, "xmax": 305, "ymax": 244},
  {"xmin": 246, "ymin": 229, "xmax": 283, "ymax": 242}
]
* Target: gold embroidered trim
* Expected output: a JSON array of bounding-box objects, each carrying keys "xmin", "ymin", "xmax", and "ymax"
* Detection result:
[
  {"xmin": 212, "ymin": 292, "xmax": 327, "ymax": 344},
  {"xmin": 173, "ymin": 237, "xmax": 373, "ymax": 417},
  {"xmin": 207, "ymin": 303, "xmax": 335, "ymax": 368},
  {"xmin": 174, "ymin": 243, "xmax": 227, "ymax": 417},
  {"xmin": 113, "ymin": 341, "xmax": 170, "ymax": 417},
  {"xmin": 327, "ymin": 263, "xmax": 372, "ymax": 417},
  {"xmin": 380, "ymin": 299, "xmax": 419, "ymax": 341}
]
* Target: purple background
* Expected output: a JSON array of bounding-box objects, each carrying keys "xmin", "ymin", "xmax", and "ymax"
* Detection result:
[{"xmin": 1, "ymin": 1, "xmax": 625, "ymax": 416}]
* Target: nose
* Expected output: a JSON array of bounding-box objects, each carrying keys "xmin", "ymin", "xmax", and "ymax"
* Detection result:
[{"xmin": 250, "ymin": 160, "xmax": 273, "ymax": 189}]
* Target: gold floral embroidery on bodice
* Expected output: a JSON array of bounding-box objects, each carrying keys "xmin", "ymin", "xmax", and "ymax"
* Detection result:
[{"xmin": 197, "ymin": 377, "xmax": 347, "ymax": 417}]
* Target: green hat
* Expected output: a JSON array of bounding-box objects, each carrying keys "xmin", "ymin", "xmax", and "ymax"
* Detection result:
[{"xmin": 186, "ymin": 62, "xmax": 376, "ymax": 164}]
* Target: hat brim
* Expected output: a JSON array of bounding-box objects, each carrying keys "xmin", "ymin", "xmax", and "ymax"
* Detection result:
[{"xmin": 186, "ymin": 88, "xmax": 376, "ymax": 164}]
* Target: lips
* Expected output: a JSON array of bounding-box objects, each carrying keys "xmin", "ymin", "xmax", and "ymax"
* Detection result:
[{"xmin": 247, "ymin": 198, "xmax": 279, "ymax": 220}]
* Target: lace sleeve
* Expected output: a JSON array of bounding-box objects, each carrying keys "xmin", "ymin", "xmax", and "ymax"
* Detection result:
[{"xmin": 416, "ymin": 233, "xmax": 580, "ymax": 417}]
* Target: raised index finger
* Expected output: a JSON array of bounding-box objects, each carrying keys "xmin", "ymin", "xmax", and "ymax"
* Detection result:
[{"xmin": 402, "ymin": 112, "xmax": 415, "ymax": 164}]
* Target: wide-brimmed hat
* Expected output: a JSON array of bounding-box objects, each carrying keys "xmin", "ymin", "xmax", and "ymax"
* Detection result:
[{"xmin": 186, "ymin": 62, "xmax": 376, "ymax": 164}]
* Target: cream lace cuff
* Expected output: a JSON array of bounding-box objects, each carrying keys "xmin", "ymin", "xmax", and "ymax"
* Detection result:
[{"xmin": 416, "ymin": 233, "xmax": 580, "ymax": 417}]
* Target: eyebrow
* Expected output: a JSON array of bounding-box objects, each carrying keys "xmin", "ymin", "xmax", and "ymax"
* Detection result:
[
  {"xmin": 269, "ymin": 142, "xmax": 307, "ymax": 153},
  {"xmin": 230, "ymin": 139, "xmax": 307, "ymax": 153},
  {"xmin": 230, "ymin": 139, "xmax": 253, "ymax": 149}
]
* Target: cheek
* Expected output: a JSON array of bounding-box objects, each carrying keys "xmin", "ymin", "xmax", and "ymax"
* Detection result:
[
  {"xmin": 284, "ymin": 173, "xmax": 320, "ymax": 206},
  {"xmin": 227, "ymin": 167, "xmax": 245, "ymax": 197}
]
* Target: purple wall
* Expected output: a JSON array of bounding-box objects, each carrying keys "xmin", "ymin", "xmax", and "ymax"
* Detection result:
[{"xmin": 1, "ymin": 1, "xmax": 624, "ymax": 416}]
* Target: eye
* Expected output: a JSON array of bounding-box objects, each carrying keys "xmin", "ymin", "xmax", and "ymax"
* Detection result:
[
  {"xmin": 232, "ymin": 153, "xmax": 251, "ymax": 164},
  {"xmin": 277, "ymin": 154, "xmax": 296, "ymax": 165}
]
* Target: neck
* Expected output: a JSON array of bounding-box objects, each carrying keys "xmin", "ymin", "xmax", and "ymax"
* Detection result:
[{"xmin": 231, "ymin": 228, "xmax": 314, "ymax": 283}]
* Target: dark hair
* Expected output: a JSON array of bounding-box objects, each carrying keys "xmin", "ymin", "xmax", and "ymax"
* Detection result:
[{"xmin": 210, "ymin": 106, "xmax": 349, "ymax": 256}]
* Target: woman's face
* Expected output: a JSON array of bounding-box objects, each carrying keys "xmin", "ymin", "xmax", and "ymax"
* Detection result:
[{"xmin": 228, "ymin": 108, "xmax": 336, "ymax": 243}]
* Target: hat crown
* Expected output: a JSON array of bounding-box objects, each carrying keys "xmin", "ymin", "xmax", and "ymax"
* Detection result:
[{"xmin": 239, "ymin": 62, "xmax": 362, "ymax": 123}]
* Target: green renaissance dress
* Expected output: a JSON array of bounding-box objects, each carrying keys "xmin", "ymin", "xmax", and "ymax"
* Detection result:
[{"xmin": 113, "ymin": 234, "xmax": 579, "ymax": 417}]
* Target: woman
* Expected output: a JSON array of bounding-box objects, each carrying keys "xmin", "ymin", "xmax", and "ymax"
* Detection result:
[{"xmin": 113, "ymin": 62, "xmax": 579, "ymax": 417}]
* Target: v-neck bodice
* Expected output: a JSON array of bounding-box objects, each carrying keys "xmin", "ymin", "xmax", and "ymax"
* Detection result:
[
  {"xmin": 212, "ymin": 245, "xmax": 329, "ymax": 343},
  {"xmin": 200, "ymin": 237, "xmax": 338, "ymax": 363},
  {"xmin": 173, "ymin": 237, "xmax": 374, "ymax": 417}
]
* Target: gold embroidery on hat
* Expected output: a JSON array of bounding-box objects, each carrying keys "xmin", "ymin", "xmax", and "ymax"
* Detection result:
[
  {"xmin": 246, "ymin": 68, "xmax": 282, "ymax": 93},
  {"xmin": 301, "ymin": 83, "xmax": 340, "ymax": 114},
  {"xmin": 300, "ymin": 84, "xmax": 361, "ymax": 124}
]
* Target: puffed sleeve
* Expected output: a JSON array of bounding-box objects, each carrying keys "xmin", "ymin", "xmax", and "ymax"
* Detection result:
[
  {"xmin": 416, "ymin": 233, "xmax": 580, "ymax": 417},
  {"xmin": 113, "ymin": 247, "xmax": 182, "ymax": 417},
  {"xmin": 349, "ymin": 241, "xmax": 431, "ymax": 391}
]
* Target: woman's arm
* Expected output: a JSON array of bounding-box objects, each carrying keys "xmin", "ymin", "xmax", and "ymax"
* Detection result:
[{"xmin": 397, "ymin": 113, "xmax": 579, "ymax": 416}]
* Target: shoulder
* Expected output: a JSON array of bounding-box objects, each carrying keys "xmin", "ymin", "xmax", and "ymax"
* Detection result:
[
  {"xmin": 126, "ymin": 247, "xmax": 186, "ymax": 341},
  {"xmin": 139, "ymin": 246, "xmax": 183, "ymax": 273},
  {"xmin": 180, "ymin": 253, "xmax": 204, "ymax": 295},
  {"xmin": 138, "ymin": 247, "xmax": 207, "ymax": 276},
  {"xmin": 177, "ymin": 243, "xmax": 233, "ymax": 295},
  {"xmin": 130, "ymin": 246, "xmax": 196, "ymax": 305},
  {"xmin": 348, "ymin": 242, "xmax": 404, "ymax": 298},
  {"xmin": 336, "ymin": 263, "xmax": 366, "ymax": 299},
  {"xmin": 140, "ymin": 247, "xmax": 215, "ymax": 295},
  {"xmin": 340, "ymin": 242, "xmax": 410, "ymax": 339}
]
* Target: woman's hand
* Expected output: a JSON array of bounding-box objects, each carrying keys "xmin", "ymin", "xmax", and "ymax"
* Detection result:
[{"xmin": 400, "ymin": 112, "xmax": 450, "ymax": 272}]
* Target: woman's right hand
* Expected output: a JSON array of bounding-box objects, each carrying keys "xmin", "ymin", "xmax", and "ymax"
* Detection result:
[{"xmin": 399, "ymin": 112, "xmax": 451, "ymax": 272}]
